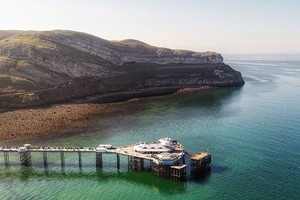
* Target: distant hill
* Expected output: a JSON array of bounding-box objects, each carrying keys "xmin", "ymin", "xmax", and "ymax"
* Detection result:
[{"xmin": 0, "ymin": 30, "xmax": 244, "ymax": 108}]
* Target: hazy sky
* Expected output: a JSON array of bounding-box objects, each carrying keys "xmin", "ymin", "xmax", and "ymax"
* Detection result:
[{"xmin": 1, "ymin": 0, "xmax": 299, "ymax": 54}]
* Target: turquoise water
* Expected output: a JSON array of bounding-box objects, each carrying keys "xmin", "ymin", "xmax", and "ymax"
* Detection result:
[{"xmin": 1, "ymin": 55, "xmax": 300, "ymax": 199}]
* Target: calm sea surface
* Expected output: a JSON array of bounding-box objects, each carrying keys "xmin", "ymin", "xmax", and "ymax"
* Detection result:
[{"xmin": 0, "ymin": 55, "xmax": 300, "ymax": 200}]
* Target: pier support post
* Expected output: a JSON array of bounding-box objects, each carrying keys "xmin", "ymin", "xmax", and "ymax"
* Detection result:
[
  {"xmin": 128, "ymin": 156, "xmax": 133, "ymax": 170},
  {"xmin": 60, "ymin": 152, "xmax": 65, "ymax": 168},
  {"xmin": 96, "ymin": 152, "xmax": 103, "ymax": 168},
  {"xmin": 127, "ymin": 156, "xmax": 130, "ymax": 170},
  {"xmin": 138, "ymin": 158, "xmax": 144, "ymax": 170},
  {"xmin": 152, "ymin": 164, "xmax": 172, "ymax": 178},
  {"xmin": 43, "ymin": 152, "xmax": 48, "ymax": 169},
  {"xmin": 20, "ymin": 151, "xmax": 32, "ymax": 167},
  {"xmin": 128, "ymin": 156, "xmax": 144, "ymax": 170},
  {"xmin": 171, "ymin": 165, "xmax": 186, "ymax": 181},
  {"xmin": 78, "ymin": 152, "xmax": 82, "ymax": 168},
  {"xmin": 190, "ymin": 152, "xmax": 211, "ymax": 175},
  {"xmin": 4, "ymin": 152, "xmax": 9, "ymax": 167},
  {"xmin": 116, "ymin": 154, "xmax": 120, "ymax": 170}
]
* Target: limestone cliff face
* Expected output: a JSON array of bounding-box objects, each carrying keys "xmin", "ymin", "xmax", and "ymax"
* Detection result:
[
  {"xmin": 38, "ymin": 31, "xmax": 223, "ymax": 66},
  {"xmin": 0, "ymin": 30, "xmax": 244, "ymax": 108}
]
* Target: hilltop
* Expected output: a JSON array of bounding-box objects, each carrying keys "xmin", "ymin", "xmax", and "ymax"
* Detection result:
[{"xmin": 0, "ymin": 30, "xmax": 244, "ymax": 108}]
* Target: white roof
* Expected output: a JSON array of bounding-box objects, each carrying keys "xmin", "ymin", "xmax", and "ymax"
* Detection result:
[
  {"xmin": 132, "ymin": 138, "xmax": 176, "ymax": 153},
  {"xmin": 159, "ymin": 137, "xmax": 173, "ymax": 141},
  {"xmin": 157, "ymin": 153, "xmax": 178, "ymax": 160},
  {"xmin": 133, "ymin": 142, "xmax": 172, "ymax": 153},
  {"xmin": 158, "ymin": 138, "xmax": 174, "ymax": 147}
]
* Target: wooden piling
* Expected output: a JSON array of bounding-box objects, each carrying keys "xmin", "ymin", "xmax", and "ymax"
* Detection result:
[
  {"xmin": 96, "ymin": 152, "xmax": 103, "ymax": 168},
  {"xmin": 4, "ymin": 152, "xmax": 9, "ymax": 167},
  {"xmin": 138, "ymin": 158, "xmax": 144, "ymax": 170},
  {"xmin": 20, "ymin": 152, "xmax": 32, "ymax": 167},
  {"xmin": 171, "ymin": 165, "xmax": 186, "ymax": 181},
  {"xmin": 43, "ymin": 152, "xmax": 48, "ymax": 169},
  {"xmin": 129, "ymin": 157, "xmax": 144, "ymax": 170},
  {"xmin": 116, "ymin": 154, "xmax": 120, "ymax": 170},
  {"xmin": 151, "ymin": 163, "xmax": 171, "ymax": 178},
  {"xmin": 127, "ymin": 156, "xmax": 130, "ymax": 170},
  {"xmin": 60, "ymin": 152, "xmax": 65, "ymax": 168},
  {"xmin": 78, "ymin": 152, "xmax": 82, "ymax": 168},
  {"xmin": 128, "ymin": 156, "xmax": 133, "ymax": 170}
]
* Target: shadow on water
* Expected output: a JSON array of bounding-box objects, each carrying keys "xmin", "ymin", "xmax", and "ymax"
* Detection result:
[
  {"xmin": 189, "ymin": 169, "xmax": 211, "ymax": 183},
  {"xmin": 97, "ymin": 86, "xmax": 244, "ymax": 131},
  {"xmin": 211, "ymin": 165, "xmax": 230, "ymax": 174},
  {"xmin": 134, "ymin": 86, "xmax": 244, "ymax": 113},
  {"xmin": 99, "ymin": 169, "xmax": 187, "ymax": 194},
  {"xmin": 0, "ymin": 167, "xmax": 186, "ymax": 195},
  {"xmin": 0, "ymin": 153, "xmax": 212, "ymax": 195}
]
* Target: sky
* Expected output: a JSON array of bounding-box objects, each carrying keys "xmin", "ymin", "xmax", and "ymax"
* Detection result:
[{"xmin": 0, "ymin": 0, "xmax": 300, "ymax": 54}]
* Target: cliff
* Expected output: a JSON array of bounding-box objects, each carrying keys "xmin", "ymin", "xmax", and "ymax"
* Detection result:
[{"xmin": 0, "ymin": 30, "xmax": 244, "ymax": 108}]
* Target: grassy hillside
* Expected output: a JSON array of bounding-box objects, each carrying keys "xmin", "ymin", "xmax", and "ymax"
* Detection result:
[{"xmin": 0, "ymin": 30, "xmax": 244, "ymax": 108}]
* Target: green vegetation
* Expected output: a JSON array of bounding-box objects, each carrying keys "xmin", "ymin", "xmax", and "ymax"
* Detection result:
[
  {"xmin": 16, "ymin": 60, "xmax": 29, "ymax": 68},
  {"xmin": 0, "ymin": 56, "xmax": 14, "ymax": 65},
  {"xmin": 114, "ymin": 39, "xmax": 220, "ymax": 57},
  {"xmin": 0, "ymin": 56, "xmax": 16, "ymax": 71},
  {"xmin": 113, "ymin": 39, "xmax": 156, "ymax": 50},
  {"xmin": 20, "ymin": 92, "xmax": 40, "ymax": 103},
  {"xmin": 0, "ymin": 56, "xmax": 31, "ymax": 73},
  {"xmin": 41, "ymin": 30, "xmax": 77, "ymax": 37},
  {"xmin": 0, "ymin": 34, "xmax": 54, "ymax": 49},
  {"xmin": 0, "ymin": 56, "xmax": 11, "ymax": 62},
  {"xmin": 0, "ymin": 74, "xmax": 37, "ymax": 91},
  {"xmin": 0, "ymin": 74, "xmax": 33, "ymax": 84},
  {"xmin": 193, "ymin": 51, "xmax": 220, "ymax": 57}
]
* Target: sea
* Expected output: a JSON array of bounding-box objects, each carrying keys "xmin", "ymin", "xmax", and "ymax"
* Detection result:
[{"xmin": 0, "ymin": 55, "xmax": 300, "ymax": 200}]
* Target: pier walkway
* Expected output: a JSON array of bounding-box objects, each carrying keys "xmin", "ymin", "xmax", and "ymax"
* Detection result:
[{"xmin": 0, "ymin": 138, "xmax": 211, "ymax": 181}]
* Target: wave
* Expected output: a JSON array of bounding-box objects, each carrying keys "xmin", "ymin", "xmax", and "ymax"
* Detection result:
[
  {"xmin": 224, "ymin": 55, "xmax": 300, "ymax": 61},
  {"xmin": 243, "ymin": 75, "xmax": 269, "ymax": 83},
  {"xmin": 226, "ymin": 61, "xmax": 280, "ymax": 67}
]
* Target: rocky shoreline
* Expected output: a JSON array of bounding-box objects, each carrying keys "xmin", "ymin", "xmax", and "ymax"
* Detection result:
[
  {"xmin": 0, "ymin": 103, "xmax": 120, "ymax": 143},
  {"xmin": 0, "ymin": 86, "xmax": 218, "ymax": 143}
]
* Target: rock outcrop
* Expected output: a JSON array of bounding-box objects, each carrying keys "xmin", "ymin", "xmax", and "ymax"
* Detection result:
[{"xmin": 0, "ymin": 30, "xmax": 244, "ymax": 108}]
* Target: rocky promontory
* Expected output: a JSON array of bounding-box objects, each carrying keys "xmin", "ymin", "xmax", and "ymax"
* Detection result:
[{"xmin": 0, "ymin": 30, "xmax": 244, "ymax": 108}]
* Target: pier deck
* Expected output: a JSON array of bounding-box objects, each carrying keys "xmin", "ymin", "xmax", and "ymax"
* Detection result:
[
  {"xmin": 190, "ymin": 152, "xmax": 210, "ymax": 160},
  {"xmin": 0, "ymin": 146, "xmax": 96, "ymax": 153},
  {"xmin": 0, "ymin": 146, "xmax": 184, "ymax": 164},
  {"xmin": 0, "ymin": 138, "xmax": 210, "ymax": 181}
]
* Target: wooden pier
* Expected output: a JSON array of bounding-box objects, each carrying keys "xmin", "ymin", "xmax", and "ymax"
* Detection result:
[{"xmin": 0, "ymin": 138, "xmax": 211, "ymax": 181}]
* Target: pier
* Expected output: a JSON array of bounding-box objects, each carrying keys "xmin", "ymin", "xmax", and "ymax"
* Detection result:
[{"xmin": 0, "ymin": 138, "xmax": 211, "ymax": 181}]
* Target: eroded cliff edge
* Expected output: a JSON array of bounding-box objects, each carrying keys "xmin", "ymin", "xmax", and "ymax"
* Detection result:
[{"xmin": 0, "ymin": 30, "xmax": 244, "ymax": 108}]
